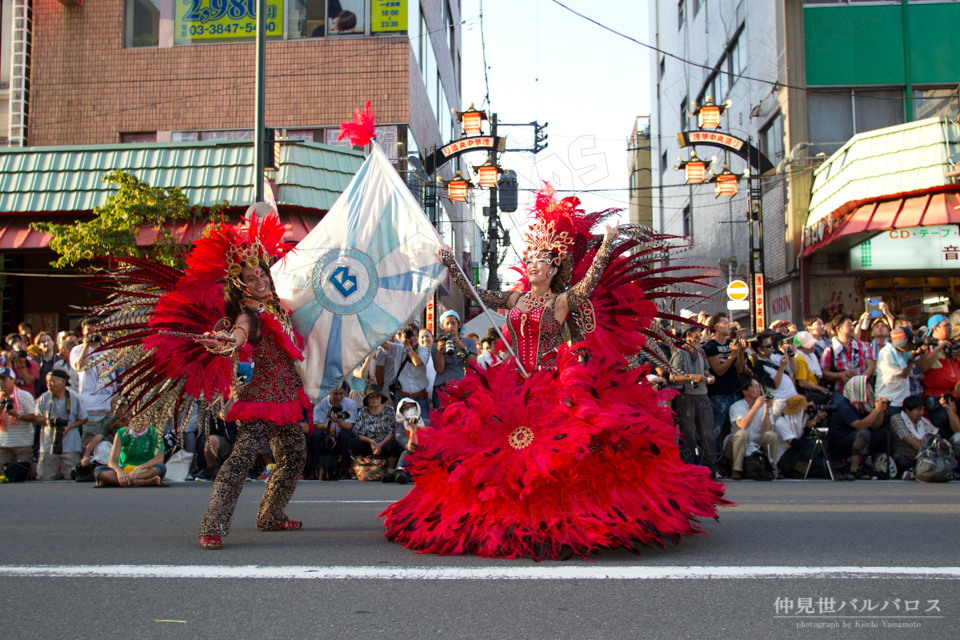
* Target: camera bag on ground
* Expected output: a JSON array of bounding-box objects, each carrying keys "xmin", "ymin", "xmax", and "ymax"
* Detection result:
[
  {"xmin": 743, "ymin": 451, "xmax": 776, "ymax": 480},
  {"xmin": 2, "ymin": 461, "xmax": 31, "ymax": 482},
  {"xmin": 353, "ymin": 455, "xmax": 385, "ymax": 481},
  {"xmin": 321, "ymin": 453, "xmax": 339, "ymax": 481},
  {"xmin": 915, "ymin": 433, "xmax": 957, "ymax": 483},
  {"xmin": 71, "ymin": 462, "xmax": 97, "ymax": 482}
]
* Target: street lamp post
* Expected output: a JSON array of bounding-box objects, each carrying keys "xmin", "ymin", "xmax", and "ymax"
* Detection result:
[{"xmin": 253, "ymin": 0, "xmax": 267, "ymax": 204}]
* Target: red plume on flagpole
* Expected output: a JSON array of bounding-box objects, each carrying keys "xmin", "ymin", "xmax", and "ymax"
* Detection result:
[{"xmin": 337, "ymin": 101, "xmax": 379, "ymax": 147}]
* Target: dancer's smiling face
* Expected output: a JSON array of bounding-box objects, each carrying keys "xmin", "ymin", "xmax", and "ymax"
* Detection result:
[
  {"xmin": 526, "ymin": 251, "xmax": 558, "ymax": 286},
  {"xmin": 241, "ymin": 265, "xmax": 272, "ymax": 300}
]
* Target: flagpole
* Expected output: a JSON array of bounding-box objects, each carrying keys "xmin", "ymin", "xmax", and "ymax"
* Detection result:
[{"xmin": 446, "ymin": 258, "xmax": 529, "ymax": 378}]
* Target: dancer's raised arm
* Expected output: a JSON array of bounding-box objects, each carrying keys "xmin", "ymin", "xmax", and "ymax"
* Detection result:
[
  {"xmin": 556, "ymin": 224, "xmax": 618, "ymax": 322},
  {"xmin": 437, "ymin": 247, "xmax": 520, "ymax": 310}
]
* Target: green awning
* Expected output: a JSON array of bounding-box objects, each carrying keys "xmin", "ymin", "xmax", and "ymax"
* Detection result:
[{"xmin": 0, "ymin": 140, "xmax": 365, "ymax": 213}]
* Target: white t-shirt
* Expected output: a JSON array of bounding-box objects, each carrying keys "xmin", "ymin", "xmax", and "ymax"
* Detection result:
[
  {"xmin": 763, "ymin": 355, "xmax": 799, "ymax": 400},
  {"xmin": 773, "ymin": 413, "xmax": 806, "ymax": 462},
  {"xmin": 875, "ymin": 345, "xmax": 911, "ymax": 408},
  {"xmin": 0, "ymin": 388, "xmax": 36, "ymax": 448},
  {"xmin": 69, "ymin": 344, "xmax": 115, "ymax": 414},
  {"xmin": 312, "ymin": 396, "xmax": 358, "ymax": 435},
  {"xmin": 728, "ymin": 399, "xmax": 769, "ymax": 441}
]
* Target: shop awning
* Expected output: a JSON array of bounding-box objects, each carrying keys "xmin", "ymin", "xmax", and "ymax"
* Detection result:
[
  {"xmin": 0, "ymin": 209, "xmax": 324, "ymax": 251},
  {"xmin": 799, "ymin": 189, "xmax": 960, "ymax": 258}
]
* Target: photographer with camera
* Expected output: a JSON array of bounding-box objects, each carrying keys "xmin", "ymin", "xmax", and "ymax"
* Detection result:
[
  {"xmin": 703, "ymin": 313, "xmax": 746, "ymax": 445},
  {"xmin": 820, "ymin": 314, "xmax": 875, "ymax": 395},
  {"xmin": 3, "ymin": 333, "xmax": 39, "ymax": 397},
  {"xmin": 724, "ymin": 376, "xmax": 777, "ymax": 480},
  {"xmin": 890, "ymin": 395, "xmax": 941, "ymax": 479},
  {"xmin": 751, "ymin": 332, "xmax": 799, "ymax": 418},
  {"xmin": 31, "ymin": 370, "xmax": 88, "ymax": 481},
  {"xmin": 0, "ymin": 367, "xmax": 37, "ymax": 472},
  {"xmin": 876, "ymin": 327, "xmax": 921, "ymax": 416},
  {"xmin": 670, "ymin": 326, "xmax": 717, "ymax": 473},
  {"xmin": 431, "ymin": 310, "xmax": 478, "ymax": 409},
  {"xmin": 828, "ymin": 375, "xmax": 889, "ymax": 480},
  {"xmin": 774, "ymin": 395, "xmax": 833, "ymax": 478},
  {"xmin": 309, "ymin": 383, "xmax": 357, "ymax": 480},
  {"xmin": 389, "ymin": 324, "xmax": 431, "ymax": 418},
  {"xmin": 70, "ymin": 317, "xmax": 118, "ymax": 447},
  {"xmin": 393, "ymin": 397, "xmax": 426, "ymax": 485},
  {"xmin": 918, "ymin": 314, "xmax": 960, "ymax": 440},
  {"xmin": 792, "ymin": 331, "xmax": 831, "ymax": 401}
]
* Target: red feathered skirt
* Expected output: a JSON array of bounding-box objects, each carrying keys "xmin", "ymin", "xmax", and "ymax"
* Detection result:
[{"xmin": 379, "ymin": 345, "xmax": 730, "ymax": 560}]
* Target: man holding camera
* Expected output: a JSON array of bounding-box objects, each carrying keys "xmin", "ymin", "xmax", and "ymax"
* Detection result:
[
  {"xmin": 309, "ymin": 383, "xmax": 357, "ymax": 480},
  {"xmin": 670, "ymin": 326, "xmax": 716, "ymax": 473},
  {"xmin": 918, "ymin": 314, "xmax": 960, "ymax": 440},
  {"xmin": 820, "ymin": 314, "xmax": 875, "ymax": 395},
  {"xmin": 390, "ymin": 325, "xmax": 431, "ymax": 417},
  {"xmin": 876, "ymin": 327, "xmax": 920, "ymax": 417},
  {"xmin": 703, "ymin": 313, "xmax": 746, "ymax": 444},
  {"xmin": 0, "ymin": 367, "xmax": 37, "ymax": 470},
  {"xmin": 890, "ymin": 395, "xmax": 942, "ymax": 478},
  {"xmin": 724, "ymin": 376, "xmax": 777, "ymax": 480},
  {"xmin": 31, "ymin": 370, "xmax": 88, "ymax": 481},
  {"xmin": 4, "ymin": 333, "xmax": 40, "ymax": 398},
  {"xmin": 751, "ymin": 332, "xmax": 799, "ymax": 418},
  {"xmin": 70, "ymin": 318, "xmax": 117, "ymax": 446},
  {"xmin": 829, "ymin": 376, "xmax": 889, "ymax": 479},
  {"xmin": 774, "ymin": 395, "xmax": 831, "ymax": 478}
]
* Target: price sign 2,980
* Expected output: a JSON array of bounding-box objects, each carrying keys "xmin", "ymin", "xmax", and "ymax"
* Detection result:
[{"xmin": 175, "ymin": 0, "xmax": 284, "ymax": 43}]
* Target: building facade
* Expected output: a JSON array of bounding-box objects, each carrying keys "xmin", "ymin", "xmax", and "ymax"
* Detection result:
[
  {"xmin": 649, "ymin": 0, "xmax": 959, "ymax": 329},
  {"xmin": 627, "ymin": 116, "xmax": 653, "ymax": 227}
]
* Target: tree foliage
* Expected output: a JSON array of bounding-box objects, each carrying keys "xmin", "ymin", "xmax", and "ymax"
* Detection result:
[{"xmin": 30, "ymin": 170, "xmax": 227, "ymax": 269}]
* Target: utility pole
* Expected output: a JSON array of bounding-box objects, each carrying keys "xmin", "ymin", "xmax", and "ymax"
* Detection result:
[
  {"xmin": 485, "ymin": 113, "xmax": 500, "ymax": 290},
  {"xmin": 253, "ymin": 0, "xmax": 267, "ymax": 203}
]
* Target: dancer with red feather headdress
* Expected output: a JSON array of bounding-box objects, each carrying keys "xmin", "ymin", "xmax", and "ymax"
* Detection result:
[
  {"xmin": 380, "ymin": 185, "xmax": 729, "ymax": 560},
  {"xmin": 84, "ymin": 213, "xmax": 311, "ymax": 550}
]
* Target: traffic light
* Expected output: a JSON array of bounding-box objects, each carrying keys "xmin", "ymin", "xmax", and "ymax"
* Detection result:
[{"xmin": 497, "ymin": 170, "xmax": 518, "ymax": 212}]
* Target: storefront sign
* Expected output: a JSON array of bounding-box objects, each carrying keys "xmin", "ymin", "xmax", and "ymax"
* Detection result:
[
  {"xmin": 766, "ymin": 281, "xmax": 793, "ymax": 325},
  {"xmin": 175, "ymin": 0, "xmax": 283, "ymax": 44},
  {"xmin": 425, "ymin": 136, "xmax": 505, "ymax": 174},
  {"xmin": 726, "ymin": 279, "xmax": 749, "ymax": 301},
  {"xmin": 849, "ymin": 225, "xmax": 960, "ymax": 271},
  {"xmin": 426, "ymin": 296, "xmax": 435, "ymax": 334},
  {"xmin": 754, "ymin": 274, "xmax": 765, "ymax": 330},
  {"xmin": 678, "ymin": 130, "xmax": 745, "ymax": 152},
  {"xmin": 372, "ymin": 0, "xmax": 406, "ymax": 31}
]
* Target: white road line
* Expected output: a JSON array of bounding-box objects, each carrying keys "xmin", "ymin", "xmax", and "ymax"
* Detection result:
[{"xmin": 2, "ymin": 565, "xmax": 960, "ymax": 581}]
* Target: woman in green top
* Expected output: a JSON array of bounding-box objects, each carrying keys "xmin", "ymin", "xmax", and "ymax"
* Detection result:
[{"xmin": 94, "ymin": 420, "xmax": 167, "ymax": 487}]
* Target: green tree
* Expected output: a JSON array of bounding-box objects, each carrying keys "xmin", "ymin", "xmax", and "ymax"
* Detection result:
[{"xmin": 30, "ymin": 170, "xmax": 227, "ymax": 269}]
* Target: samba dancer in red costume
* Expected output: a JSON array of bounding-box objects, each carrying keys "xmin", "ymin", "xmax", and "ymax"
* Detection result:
[
  {"xmin": 82, "ymin": 214, "xmax": 311, "ymax": 550},
  {"xmin": 381, "ymin": 185, "xmax": 729, "ymax": 560}
]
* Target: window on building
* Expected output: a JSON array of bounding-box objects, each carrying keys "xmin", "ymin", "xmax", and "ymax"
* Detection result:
[
  {"xmin": 727, "ymin": 31, "xmax": 744, "ymax": 88},
  {"xmin": 807, "ymin": 91, "xmax": 854, "ymax": 156},
  {"xmin": 126, "ymin": 0, "xmax": 160, "ymax": 48},
  {"xmin": 661, "ymin": 150, "xmax": 669, "ymax": 181},
  {"xmin": 854, "ymin": 89, "xmax": 904, "ymax": 133},
  {"xmin": 172, "ymin": 132, "xmax": 199, "ymax": 142},
  {"xmin": 693, "ymin": 0, "xmax": 702, "ymax": 17},
  {"xmin": 914, "ymin": 87, "xmax": 960, "ymax": 120},
  {"xmin": 759, "ymin": 114, "xmax": 784, "ymax": 191},
  {"xmin": 410, "ymin": 2, "xmax": 422, "ymax": 67},
  {"xmin": 201, "ymin": 130, "xmax": 254, "ymax": 141},
  {"xmin": 680, "ymin": 96, "xmax": 688, "ymax": 132},
  {"xmin": 717, "ymin": 58, "xmax": 729, "ymax": 101},
  {"xmin": 445, "ymin": 0, "xmax": 455, "ymax": 60},
  {"xmin": 425, "ymin": 33, "xmax": 439, "ymax": 116},
  {"xmin": 682, "ymin": 205, "xmax": 693, "ymax": 239},
  {"xmin": 678, "ymin": 0, "xmax": 685, "ymax": 28},
  {"xmin": 121, "ymin": 133, "xmax": 158, "ymax": 143},
  {"xmin": 659, "ymin": 58, "xmax": 666, "ymax": 81}
]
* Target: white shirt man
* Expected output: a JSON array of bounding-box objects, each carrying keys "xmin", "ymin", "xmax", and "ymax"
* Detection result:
[
  {"xmin": 0, "ymin": 367, "xmax": 37, "ymax": 467},
  {"xmin": 70, "ymin": 320, "xmax": 117, "ymax": 445},
  {"xmin": 725, "ymin": 377, "xmax": 777, "ymax": 479},
  {"xmin": 875, "ymin": 327, "xmax": 918, "ymax": 409},
  {"xmin": 34, "ymin": 370, "xmax": 88, "ymax": 481}
]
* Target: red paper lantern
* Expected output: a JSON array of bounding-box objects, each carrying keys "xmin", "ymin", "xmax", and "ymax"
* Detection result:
[{"xmin": 476, "ymin": 164, "xmax": 499, "ymax": 188}]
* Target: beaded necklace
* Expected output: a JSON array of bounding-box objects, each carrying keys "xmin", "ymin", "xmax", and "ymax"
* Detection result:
[
  {"xmin": 518, "ymin": 290, "xmax": 554, "ymax": 338},
  {"xmin": 242, "ymin": 296, "xmax": 296, "ymax": 343}
]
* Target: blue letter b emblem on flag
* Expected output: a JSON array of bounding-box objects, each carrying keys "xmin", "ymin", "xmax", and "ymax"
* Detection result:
[{"xmin": 272, "ymin": 144, "xmax": 445, "ymax": 399}]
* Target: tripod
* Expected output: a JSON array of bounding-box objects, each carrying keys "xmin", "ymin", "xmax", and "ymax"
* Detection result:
[{"xmin": 803, "ymin": 427, "xmax": 834, "ymax": 480}]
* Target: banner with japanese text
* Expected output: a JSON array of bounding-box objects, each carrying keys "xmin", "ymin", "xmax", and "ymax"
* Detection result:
[{"xmin": 175, "ymin": 0, "xmax": 283, "ymax": 44}]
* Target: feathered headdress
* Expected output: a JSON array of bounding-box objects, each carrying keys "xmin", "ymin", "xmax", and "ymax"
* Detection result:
[
  {"xmin": 181, "ymin": 212, "xmax": 294, "ymax": 290},
  {"xmin": 337, "ymin": 101, "xmax": 379, "ymax": 147},
  {"xmin": 521, "ymin": 184, "xmax": 591, "ymax": 265}
]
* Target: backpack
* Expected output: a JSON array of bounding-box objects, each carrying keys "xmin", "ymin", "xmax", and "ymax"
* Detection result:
[
  {"xmin": 743, "ymin": 451, "xmax": 776, "ymax": 481},
  {"xmin": 915, "ymin": 433, "xmax": 958, "ymax": 483},
  {"xmin": 2, "ymin": 461, "xmax": 31, "ymax": 482}
]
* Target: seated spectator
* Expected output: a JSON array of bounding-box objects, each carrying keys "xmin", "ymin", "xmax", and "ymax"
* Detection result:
[
  {"xmin": 196, "ymin": 402, "xmax": 238, "ymax": 480},
  {"xmin": 94, "ymin": 418, "xmax": 166, "ymax": 487},
  {"xmin": 0, "ymin": 366, "xmax": 37, "ymax": 470},
  {"xmin": 890, "ymin": 395, "xmax": 941, "ymax": 478},
  {"xmin": 774, "ymin": 395, "xmax": 830, "ymax": 478},
  {"xmin": 828, "ymin": 375, "xmax": 890, "ymax": 479},
  {"xmin": 309, "ymin": 383, "xmax": 357, "ymax": 480},
  {"xmin": 32, "ymin": 370, "xmax": 88, "ymax": 481},
  {"xmin": 347, "ymin": 384, "xmax": 400, "ymax": 480},
  {"xmin": 393, "ymin": 397, "xmax": 426, "ymax": 484},
  {"xmin": 875, "ymin": 327, "xmax": 920, "ymax": 416},
  {"xmin": 4, "ymin": 333, "xmax": 39, "ymax": 397},
  {"xmin": 724, "ymin": 376, "xmax": 777, "ymax": 480},
  {"xmin": 751, "ymin": 332, "xmax": 798, "ymax": 417},
  {"xmin": 80, "ymin": 398, "xmax": 130, "ymax": 469},
  {"xmin": 792, "ymin": 331, "xmax": 830, "ymax": 401}
]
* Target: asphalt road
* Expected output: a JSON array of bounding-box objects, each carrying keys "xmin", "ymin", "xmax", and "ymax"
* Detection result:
[{"xmin": 1, "ymin": 478, "xmax": 958, "ymax": 639}]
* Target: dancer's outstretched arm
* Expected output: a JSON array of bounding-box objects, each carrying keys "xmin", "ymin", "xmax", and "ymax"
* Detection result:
[
  {"xmin": 555, "ymin": 224, "xmax": 618, "ymax": 323},
  {"xmin": 437, "ymin": 248, "xmax": 520, "ymax": 310}
]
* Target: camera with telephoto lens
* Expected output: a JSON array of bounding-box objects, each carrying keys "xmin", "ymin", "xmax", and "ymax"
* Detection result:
[
  {"xmin": 402, "ymin": 329, "xmax": 415, "ymax": 341},
  {"xmin": 442, "ymin": 337, "xmax": 456, "ymax": 355},
  {"xmin": 48, "ymin": 417, "xmax": 68, "ymax": 455},
  {"xmin": 915, "ymin": 336, "xmax": 960, "ymax": 357},
  {"xmin": 14, "ymin": 348, "xmax": 27, "ymax": 359},
  {"xmin": 807, "ymin": 403, "xmax": 839, "ymax": 415}
]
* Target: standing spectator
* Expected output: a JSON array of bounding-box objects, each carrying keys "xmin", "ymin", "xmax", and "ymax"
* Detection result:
[
  {"xmin": 703, "ymin": 313, "xmax": 745, "ymax": 442},
  {"xmin": 890, "ymin": 395, "xmax": 940, "ymax": 478},
  {"xmin": 828, "ymin": 375, "xmax": 889, "ymax": 479},
  {"xmin": 919, "ymin": 313, "xmax": 960, "ymax": 440},
  {"xmin": 476, "ymin": 327, "xmax": 503, "ymax": 370},
  {"xmin": 4, "ymin": 334, "xmax": 39, "ymax": 397},
  {"xmin": 820, "ymin": 314, "xmax": 875, "ymax": 395},
  {"xmin": 418, "ymin": 329, "xmax": 437, "ymax": 400},
  {"xmin": 349, "ymin": 353, "xmax": 376, "ymax": 407},
  {"xmin": 347, "ymin": 384, "xmax": 401, "ymax": 480},
  {"xmin": 391, "ymin": 325, "xmax": 431, "ymax": 417},
  {"xmin": 670, "ymin": 326, "xmax": 716, "ymax": 473},
  {"xmin": 0, "ymin": 367, "xmax": 37, "ymax": 470},
  {"xmin": 18, "ymin": 322, "xmax": 33, "ymax": 343},
  {"xmin": 93, "ymin": 418, "xmax": 166, "ymax": 487},
  {"xmin": 863, "ymin": 316, "xmax": 891, "ymax": 361},
  {"xmin": 32, "ymin": 370, "xmax": 88, "ymax": 481},
  {"xmin": 32, "ymin": 332, "xmax": 66, "ymax": 397},
  {"xmin": 431, "ymin": 310, "xmax": 478, "ymax": 409},
  {"xmin": 56, "ymin": 334, "xmax": 80, "ymax": 390},
  {"xmin": 309, "ymin": 383, "xmax": 357, "ymax": 480},
  {"xmin": 803, "ymin": 314, "xmax": 830, "ymax": 359},
  {"xmin": 70, "ymin": 318, "xmax": 117, "ymax": 446},
  {"xmin": 724, "ymin": 376, "xmax": 776, "ymax": 480},
  {"xmin": 751, "ymin": 332, "xmax": 799, "ymax": 417},
  {"xmin": 875, "ymin": 327, "xmax": 920, "ymax": 416}
]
